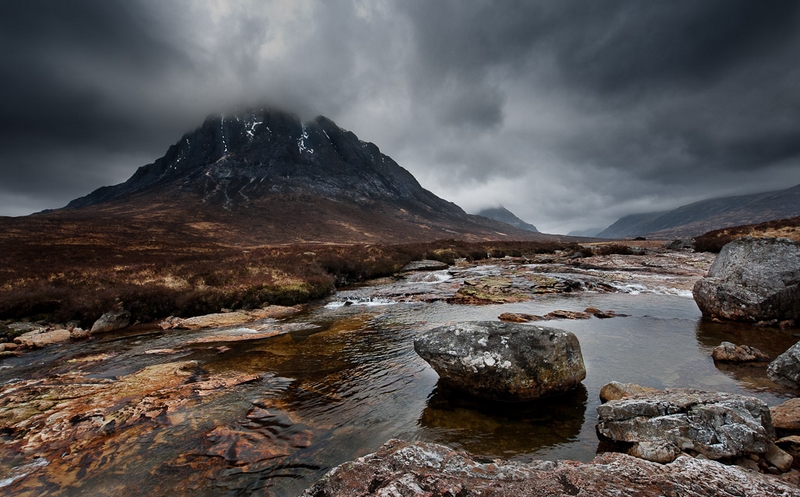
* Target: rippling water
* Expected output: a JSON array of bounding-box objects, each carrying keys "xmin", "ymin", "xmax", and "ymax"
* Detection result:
[{"xmin": 1, "ymin": 265, "xmax": 798, "ymax": 496}]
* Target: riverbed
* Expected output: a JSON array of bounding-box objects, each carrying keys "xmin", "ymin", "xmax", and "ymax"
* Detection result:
[{"xmin": 1, "ymin": 251, "xmax": 798, "ymax": 496}]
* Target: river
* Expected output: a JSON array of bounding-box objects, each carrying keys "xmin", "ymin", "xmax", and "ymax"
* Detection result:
[{"xmin": 1, "ymin": 254, "xmax": 798, "ymax": 496}]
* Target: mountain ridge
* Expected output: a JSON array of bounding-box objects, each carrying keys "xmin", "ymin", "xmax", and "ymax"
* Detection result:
[
  {"xmin": 598, "ymin": 184, "xmax": 800, "ymax": 239},
  {"xmin": 475, "ymin": 206, "xmax": 538, "ymax": 233}
]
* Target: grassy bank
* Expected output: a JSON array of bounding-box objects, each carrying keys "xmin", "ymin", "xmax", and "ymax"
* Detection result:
[{"xmin": 0, "ymin": 239, "xmax": 578, "ymax": 327}]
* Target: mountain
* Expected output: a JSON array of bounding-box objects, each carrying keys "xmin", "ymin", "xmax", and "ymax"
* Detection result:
[
  {"xmin": 476, "ymin": 206, "xmax": 538, "ymax": 233},
  {"xmin": 47, "ymin": 108, "xmax": 546, "ymax": 245},
  {"xmin": 566, "ymin": 228, "xmax": 603, "ymax": 237},
  {"xmin": 597, "ymin": 184, "xmax": 800, "ymax": 239}
]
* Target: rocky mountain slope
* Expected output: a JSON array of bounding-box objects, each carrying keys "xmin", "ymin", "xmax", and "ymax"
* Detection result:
[
  {"xmin": 598, "ymin": 184, "xmax": 800, "ymax": 239},
  {"xmin": 476, "ymin": 206, "xmax": 538, "ymax": 232},
  {"xmin": 48, "ymin": 107, "xmax": 543, "ymax": 245}
]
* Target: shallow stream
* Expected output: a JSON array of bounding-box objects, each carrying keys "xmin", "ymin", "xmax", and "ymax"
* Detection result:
[{"xmin": 1, "ymin": 262, "xmax": 798, "ymax": 496}]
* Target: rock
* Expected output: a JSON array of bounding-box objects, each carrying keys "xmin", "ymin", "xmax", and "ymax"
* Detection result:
[
  {"xmin": 70, "ymin": 327, "xmax": 90, "ymax": 340},
  {"xmin": 629, "ymin": 440, "xmax": 682, "ymax": 464},
  {"xmin": 400, "ymin": 259, "xmax": 449, "ymax": 272},
  {"xmin": 770, "ymin": 398, "xmax": 800, "ymax": 432},
  {"xmin": 596, "ymin": 389, "xmax": 775, "ymax": 462},
  {"xmin": 90, "ymin": 310, "xmax": 131, "ymax": 334},
  {"xmin": 768, "ymin": 342, "xmax": 800, "ymax": 387},
  {"xmin": 776, "ymin": 435, "xmax": 800, "ymax": 459},
  {"xmin": 159, "ymin": 306, "xmax": 300, "ymax": 330},
  {"xmin": 413, "ymin": 321, "xmax": 586, "ymax": 401},
  {"xmin": 712, "ymin": 341, "xmax": 770, "ymax": 362},
  {"xmin": 498, "ymin": 312, "xmax": 537, "ymax": 322},
  {"xmin": 14, "ymin": 328, "xmax": 71, "ymax": 348},
  {"xmin": 664, "ymin": 239, "xmax": 695, "ymax": 250},
  {"xmin": 693, "ymin": 237, "xmax": 800, "ymax": 323},
  {"xmin": 0, "ymin": 342, "xmax": 18, "ymax": 351},
  {"xmin": 599, "ymin": 381, "xmax": 658, "ymax": 403},
  {"xmin": 766, "ymin": 442, "xmax": 794, "ymax": 472},
  {"xmin": 301, "ymin": 439, "xmax": 800, "ymax": 497}
]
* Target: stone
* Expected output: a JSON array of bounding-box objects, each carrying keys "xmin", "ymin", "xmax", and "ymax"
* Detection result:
[
  {"xmin": 768, "ymin": 342, "xmax": 800, "ymax": 387},
  {"xmin": 693, "ymin": 237, "xmax": 800, "ymax": 323},
  {"xmin": 766, "ymin": 442, "xmax": 794, "ymax": 473},
  {"xmin": 596, "ymin": 389, "xmax": 775, "ymax": 462},
  {"xmin": 776, "ymin": 435, "xmax": 800, "ymax": 459},
  {"xmin": 301, "ymin": 439, "xmax": 800, "ymax": 497},
  {"xmin": 770, "ymin": 398, "xmax": 800, "ymax": 432},
  {"xmin": 90, "ymin": 310, "xmax": 131, "ymax": 334},
  {"xmin": 70, "ymin": 327, "xmax": 90, "ymax": 340},
  {"xmin": 599, "ymin": 381, "xmax": 658, "ymax": 403},
  {"xmin": 14, "ymin": 328, "xmax": 71, "ymax": 348},
  {"xmin": 400, "ymin": 259, "xmax": 449, "ymax": 272},
  {"xmin": 158, "ymin": 306, "xmax": 300, "ymax": 330},
  {"xmin": 629, "ymin": 440, "xmax": 682, "ymax": 464},
  {"xmin": 413, "ymin": 321, "xmax": 585, "ymax": 401},
  {"xmin": 712, "ymin": 341, "xmax": 770, "ymax": 362}
]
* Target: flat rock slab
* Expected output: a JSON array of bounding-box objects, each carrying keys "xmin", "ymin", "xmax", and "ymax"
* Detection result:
[
  {"xmin": 14, "ymin": 329, "xmax": 71, "ymax": 348},
  {"xmin": 400, "ymin": 260, "xmax": 450, "ymax": 272},
  {"xmin": 414, "ymin": 321, "xmax": 585, "ymax": 401},
  {"xmin": 597, "ymin": 388, "xmax": 775, "ymax": 462},
  {"xmin": 159, "ymin": 305, "xmax": 301, "ymax": 330},
  {"xmin": 301, "ymin": 439, "xmax": 800, "ymax": 497}
]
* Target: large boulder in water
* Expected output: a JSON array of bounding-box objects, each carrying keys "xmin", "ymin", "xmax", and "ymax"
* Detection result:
[
  {"xmin": 413, "ymin": 321, "xmax": 585, "ymax": 401},
  {"xmin": 596, "ymin": 388, "xmax": 775, "ymax": 463},
  {"xmin": 693, "ymin": 237, "xmax": 800, "ymax": 324},
  {"xmin": 768, "ymin": 341, "xmax": 800, "ymax": 387}
]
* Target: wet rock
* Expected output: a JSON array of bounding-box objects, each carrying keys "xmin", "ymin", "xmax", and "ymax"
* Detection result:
[
  {"xmin": 693, "ymin": 237, "xmax": 800, "ymax": 323},
  {"xmin": 712, "ymin": 341, "xmax": 770, "ymax": 362},
  {"xmin": 301, "ymin": 439, "xmax": 800, "ymax": 497},
  {"xmin": 414, "ymin": 321, "xmax": 586, "ymax": 401},
  {"xmin": 596, "ymin": 389, "xmax": 775, "ymax": 462},
  {"xmin": 498, "ymin": 312, "xmax": 537, "ymax": 323},
  {"xmin": 14, "ymin": 328, "xmax": 71, "ymax": 348},
  {"xmin": 497, "ymin": 310, "xmax": 591, "ymax": 323},
  {"xmin": 0, "ymin": 342, "xmax": 19, "ymax": 351},
  {"xmin": 159, "ymin": 305, "xmax": 300, "ymax": 330},
  {"xmin": 449, "ymin": 276, "xmax": 529, "ymax": 304},
  {"xmin": 90, "ymin": 310, "xmax": 131, "ymax": 334},
  {"xmin": 400, "ymin": 259, "xmax": 449, "ymax": 272},
  {"xmin": 69, "ymin": 327, "xmax": 90, "ymax": 340},
  {"xmin": 768, "ymin": 342, "xmax": 800, "ymax": 387},
  {"xmin": 599, "ymin": 381, "xmax": 658, "ymax": 403},
  {"xmin": 770, "ymin": 398, "xmax": 800, "ymax": 433}
]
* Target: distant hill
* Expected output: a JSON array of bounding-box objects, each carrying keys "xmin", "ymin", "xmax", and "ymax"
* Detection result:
[
  {"xmin": 476, "ymin": 206, "xmax": 538, "ymax": 233},
  {"xmin": 566, "ymin": 228, "xmax": 603, "ymax": 237},
  {"xmin": 36, "ymin": 107, "xmax": 549, "ymax": 245},
  {"xmin": 597, "ymin": 184, "xmax": 800, "ymax": 239}
]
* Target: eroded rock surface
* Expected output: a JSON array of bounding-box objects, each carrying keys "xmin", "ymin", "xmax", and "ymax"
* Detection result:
[
  {"xmin": 597, "ymin": 389, "xmax": 775, "ymax": 462},
  {"xmin": 693, "ymin": 237, "xmax": 800, "ymax": 324},
  {"xmin": 768, "ymin": 342, "xmax": 800, "ymax": 387},
  {"xmin": 302, "ymin": 439, "xmax": 800, "ymax": 497},
  {"xmin": 712, "ymin": 341, "xmax": 770, "ymax": 362},
  {"xmin": 414, "ymin": 321, "xmax": 585, "ymax": 401}
]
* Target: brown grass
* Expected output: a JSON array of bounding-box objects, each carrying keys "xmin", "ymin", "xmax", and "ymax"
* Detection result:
[
  {"xmin": 694, "ymin": 216, "xmax": 800, "ymax": 252},
  {"xmin": 0, "ymin": 235, "xmax": 578, "ymax": 326}
]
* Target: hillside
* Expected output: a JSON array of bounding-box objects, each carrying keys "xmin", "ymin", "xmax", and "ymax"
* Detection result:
[
  {"xmin": 476, "ymin": 206, "xmax": 538, "ymax": 232},
  {"xmin": 597, "ymin": 184, "xmax": 800, "ymax": 239}
]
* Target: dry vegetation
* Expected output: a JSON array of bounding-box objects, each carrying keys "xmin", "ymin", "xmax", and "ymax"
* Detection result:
[
  {"xmin": 0, "ymin": 233, "xmax": 578, "ymax": 326},
  {"xmin": 694, "ymin": 216, "xmax": 800, "ymax": 252}
]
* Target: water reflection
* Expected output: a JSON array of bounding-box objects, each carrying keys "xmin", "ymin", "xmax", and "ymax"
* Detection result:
[
  {"xmin": 695, "ymin": 318, "xmax": 800, "ymax": 396},
  {"xmin": 416, "ymin": 381, "xmax": 588, "ymax": 460}
]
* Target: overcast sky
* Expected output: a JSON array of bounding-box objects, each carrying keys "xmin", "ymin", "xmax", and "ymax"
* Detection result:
[{"xmin": 2, "ymin": 1, "xmax": 799, "ymax": 234}]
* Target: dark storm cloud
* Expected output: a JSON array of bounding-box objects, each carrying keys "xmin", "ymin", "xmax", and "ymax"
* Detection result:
[{"xmin": 1, "ymin": 0, "xmax": 799, "ymax": 233}]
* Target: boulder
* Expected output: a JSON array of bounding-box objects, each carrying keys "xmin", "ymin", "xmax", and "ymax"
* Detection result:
[
  {"xmin": 693, "ymin": 237, "xmax": 800, "ymax": 323},
  {"xmin": 14, "ymin": 328, "xmax": 71, "ymax": 348},
  {"xmin": 712, "ymin": 341, "xmax": 770, "ymax": 362},
  {"xmin": 596, "ymin": 389, "xmax": 775, "ymax": 462},
  {"xmin": 769, "ymin": 342, "xmax": 800, "ymax": 387},
  {"xmin": 90, "ymin": 310, "xmax": 131, "ymax": 334},
  {"xmin": 599, "ymin": 381, "xmax": 658, "ymax": 403},
  {"xmin": 301, "ymin": 439, "xmax": 800, "ymax": 497},
  {"xmin": 413, "ymin": 321, "xmax": 585, "ymax": 401},
  {"xmin": 771, "ymin": 398, "xmax": 800, "ymax": 433}
]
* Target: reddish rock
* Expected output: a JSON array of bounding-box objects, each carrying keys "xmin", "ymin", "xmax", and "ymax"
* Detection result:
[
  {"xmin": 712, "ymin": 341, "xmax": 770, "ymax": 362},
  {"xmin": 14, "ymin": 328, "xmax": 71, "ymax": 348},
  {"xmin": 302, "ymin": 439, "xmax": 800, "ymax": 497},
  {"xmin": 771, "ymin": 398, "xmax": 800, "ymax": 433},
  {"xmin": 599, "ymin": 381, "xmax": 658, "ymax": 403}
]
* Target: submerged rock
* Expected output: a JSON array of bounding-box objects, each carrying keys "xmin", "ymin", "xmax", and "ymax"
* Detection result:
[
  {"xmin": 413, "ymin": 321, "xmax": 586, "ymax": 401},
  {"xmin": 301, "ymin": 439, "xmax": 800, "ymax": 497},
  {"xmin": 712, "ymin": 341, "xmax": 770, "ymax": 362},
  {"xmin": 597, "ymin": 388, "xmax": 775, "ymax": 463},
  {"xmin": 693, "ymin": 237, "xmax": 800, "ymax": 324}
]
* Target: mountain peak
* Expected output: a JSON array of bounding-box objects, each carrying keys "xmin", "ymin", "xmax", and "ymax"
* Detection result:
[{"xmin": 476, "ymin": 206, "xmax": 538, "ymax": 233}]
